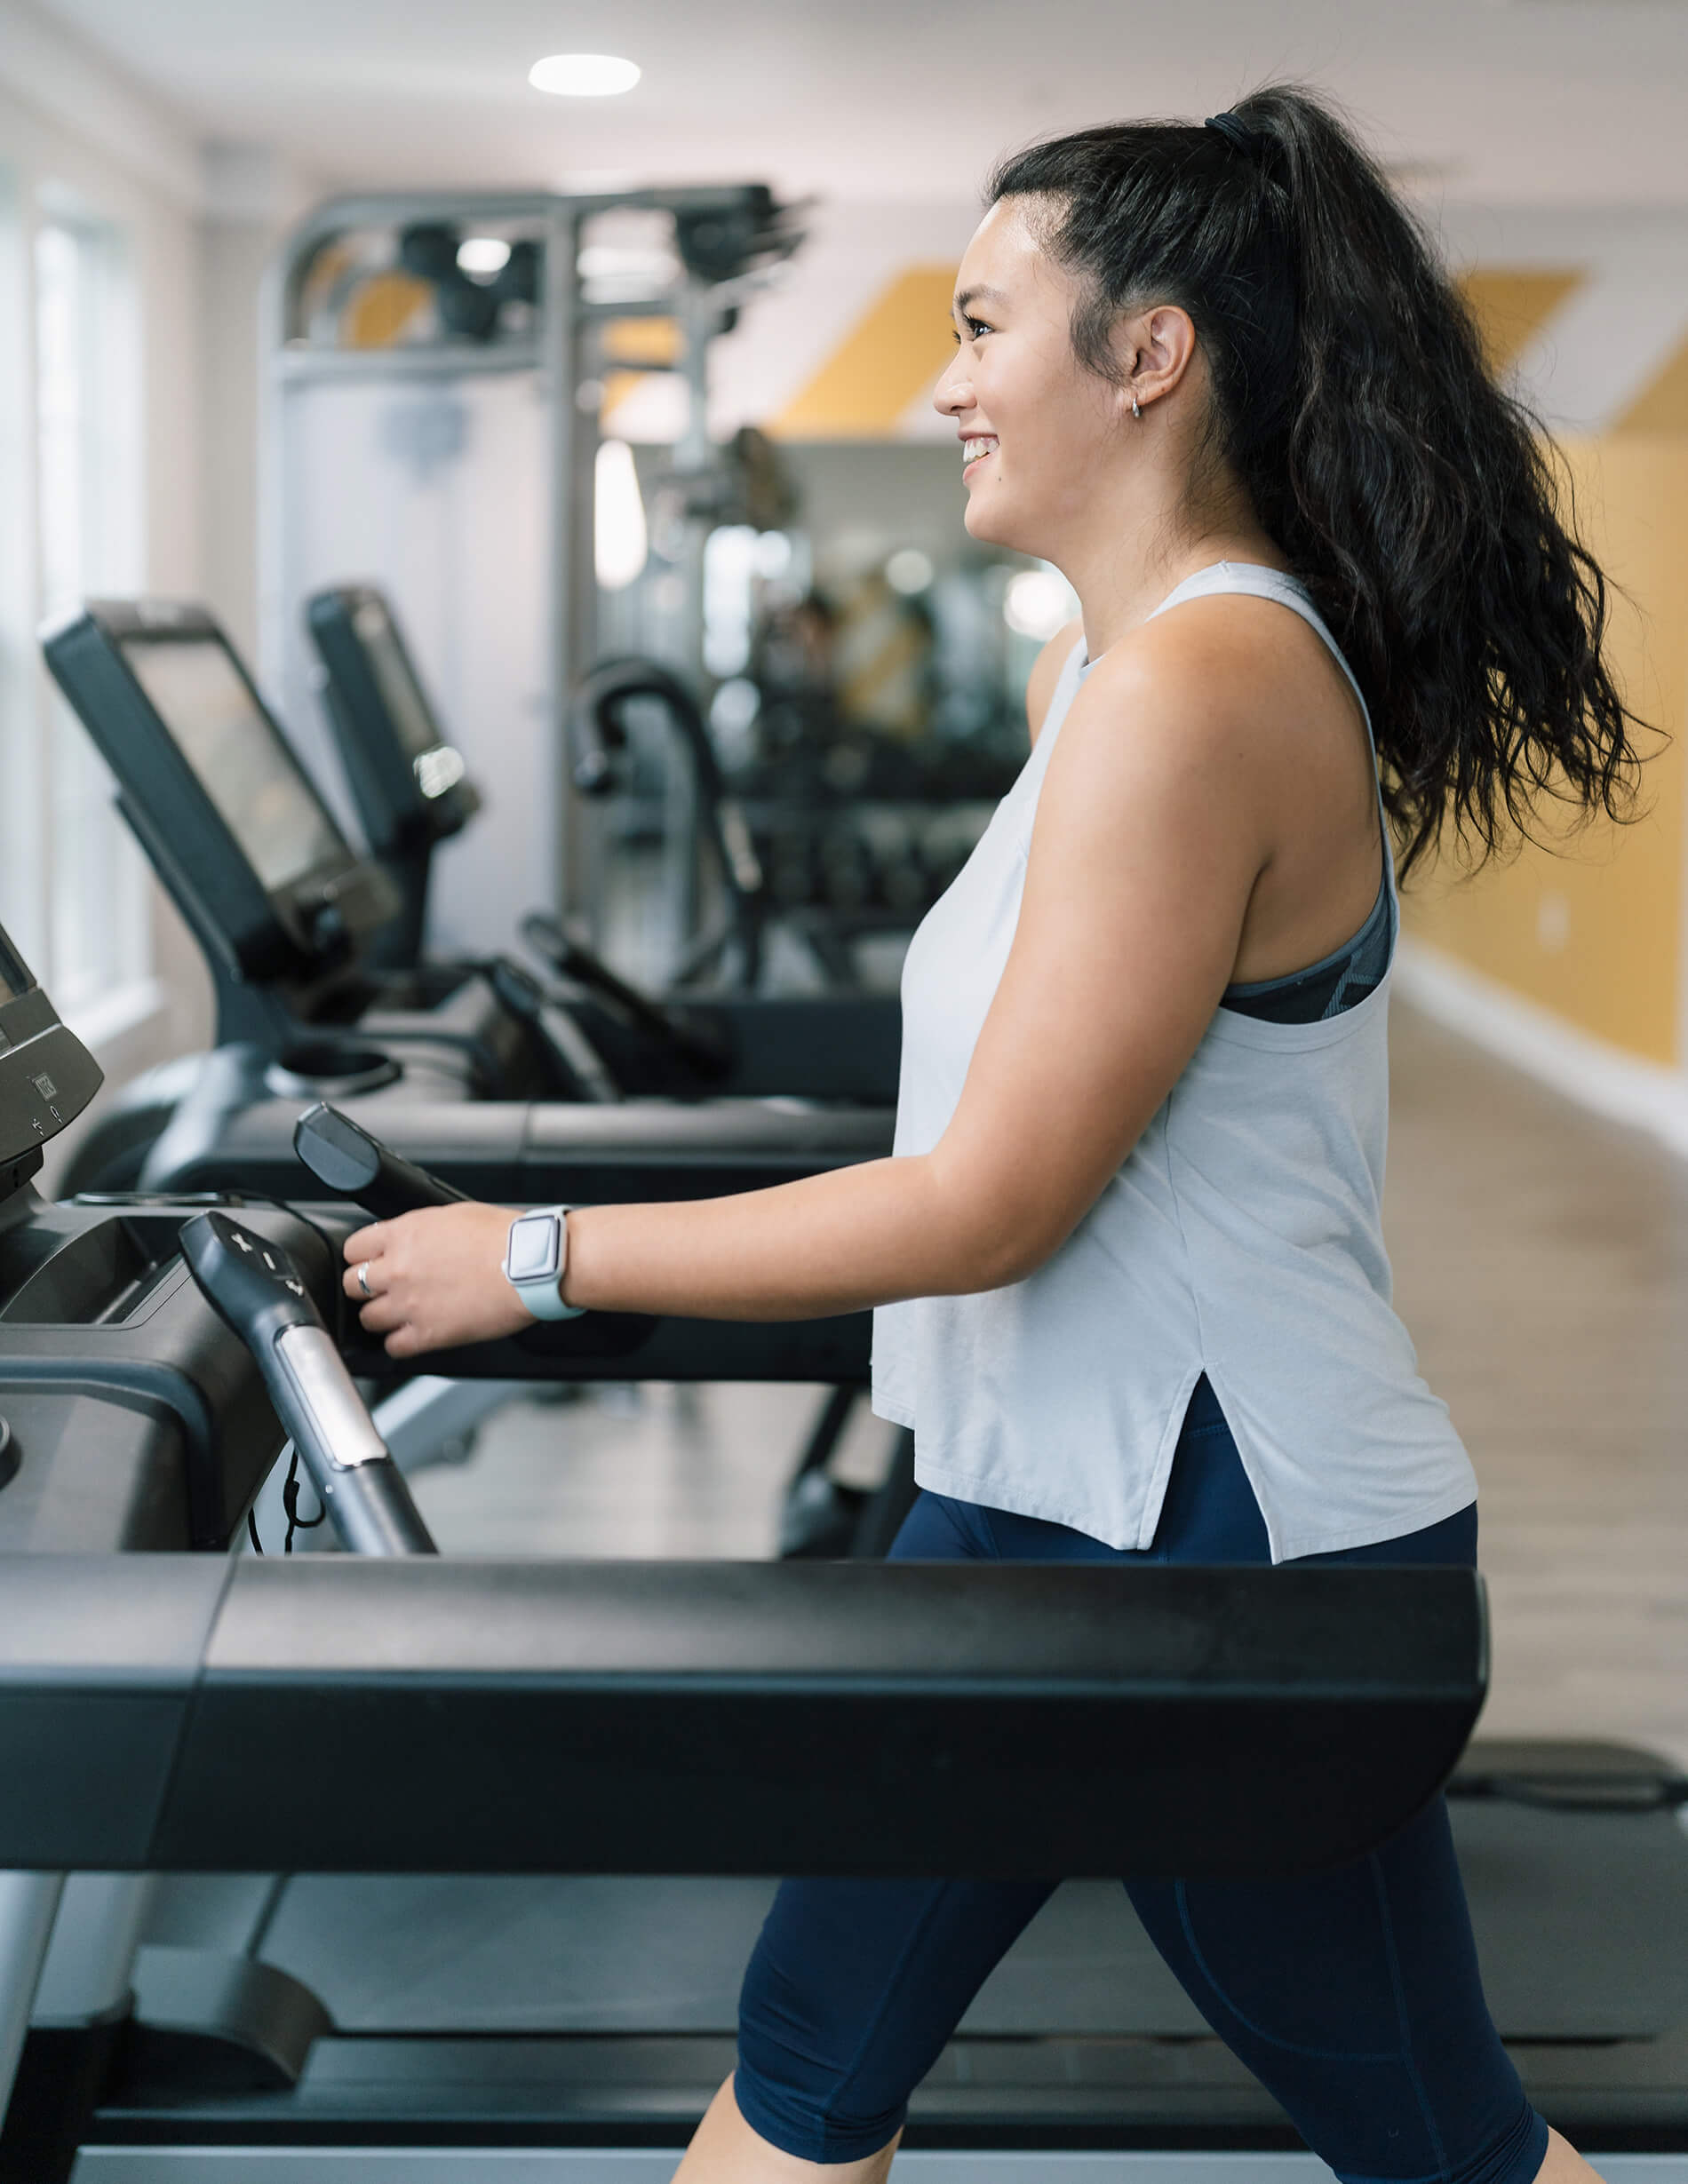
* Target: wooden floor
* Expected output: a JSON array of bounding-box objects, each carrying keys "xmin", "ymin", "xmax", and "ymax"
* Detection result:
[
  {"xmin": 414, "ymin": 997, "xmax": 1688, "ymax": 1772},
  {"xmin": 1389, "ymin": 1004, "xmax": 1688, "ymax": 1770}
]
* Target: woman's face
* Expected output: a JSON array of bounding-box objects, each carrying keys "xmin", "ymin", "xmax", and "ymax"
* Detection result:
[{"xmin": 934, "ymin": 197, "xmax": 1129, "ymax": 563}]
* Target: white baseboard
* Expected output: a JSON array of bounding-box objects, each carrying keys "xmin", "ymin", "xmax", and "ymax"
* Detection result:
[{"xmin": 1394, "ymin": 938, "xmax": 1688, "ymax": 1158}]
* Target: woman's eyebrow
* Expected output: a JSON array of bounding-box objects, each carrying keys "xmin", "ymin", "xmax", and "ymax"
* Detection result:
[{"xmin": 954, "ymin": 284, "xmax": 1010, "ymax": 318}]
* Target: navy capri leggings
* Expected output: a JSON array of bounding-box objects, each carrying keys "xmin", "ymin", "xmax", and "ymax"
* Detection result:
[{"xmin": 735, "ymin": 1378, "xmax": 1549, "ymax": 2183}]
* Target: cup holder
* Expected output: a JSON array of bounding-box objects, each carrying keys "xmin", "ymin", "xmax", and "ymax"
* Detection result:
[{"xmin": 264, "ymin": 1042, "xmax": 402, "ymax": 1100}]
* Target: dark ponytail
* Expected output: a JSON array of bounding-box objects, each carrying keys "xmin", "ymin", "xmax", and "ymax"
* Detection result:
[{"xmin": 989, "ymin": 85, "xmax": 1644, "ymax": 876}]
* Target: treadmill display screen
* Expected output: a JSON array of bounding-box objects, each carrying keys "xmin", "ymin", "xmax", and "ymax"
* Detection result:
[
  {"xmin": 353, "ymin": 599, "xmax": 446, "ymax": 761},
  {"xmin": 121, "ymin": 638, "xmax": 347, "ymax": 893},
  {"xmin": 0, "ymin": 923, "xmax": 35, "ymax": 1001}
]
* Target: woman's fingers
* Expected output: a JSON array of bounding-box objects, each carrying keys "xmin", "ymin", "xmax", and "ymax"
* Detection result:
[
  {"xmin": 343, "ymin": 1222, "xmax": 388, "ymax": 1304},
  {"xmin": 332, "ymin": 1202, "xmax": 531, "ymax": 1356},
  {"xmin": 354, "ymin": 1293, "xmax": 407, "ymax": 1335}
]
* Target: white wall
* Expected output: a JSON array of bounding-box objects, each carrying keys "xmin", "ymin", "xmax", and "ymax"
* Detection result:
[{"xmin": 198, "ymin": 143, "xmax": 322, "ymax": 663}]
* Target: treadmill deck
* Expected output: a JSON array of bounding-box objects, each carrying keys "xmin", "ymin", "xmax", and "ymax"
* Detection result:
[{"xmin": 84, "ymin": 1747, "xmax": 1688, "ymax": 2166}]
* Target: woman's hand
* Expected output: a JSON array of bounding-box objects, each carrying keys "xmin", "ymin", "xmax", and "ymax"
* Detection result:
[{"xmin": 343, "ymin": 1203, "xmax": 534, "ymax": 1358}]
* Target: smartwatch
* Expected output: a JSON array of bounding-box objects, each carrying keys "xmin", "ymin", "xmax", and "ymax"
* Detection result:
[{"xmin": 502, "ymin": 1205, "xmax": 585, "ymax": 1321}]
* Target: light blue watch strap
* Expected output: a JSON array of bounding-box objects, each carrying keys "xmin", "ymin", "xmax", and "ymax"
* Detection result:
[{"xmin": 503, "ymin": 1204, "xmax": 585, "ymax": 1321}]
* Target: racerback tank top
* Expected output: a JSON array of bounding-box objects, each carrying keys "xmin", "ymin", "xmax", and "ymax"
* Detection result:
[{"xmin": 870, "ymin": 562, "xmax": 1477, "ymax": 1561}]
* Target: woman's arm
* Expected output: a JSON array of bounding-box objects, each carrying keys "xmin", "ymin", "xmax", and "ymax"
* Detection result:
[{"xmin": 345, "ymin": 623, "xmax": 1272, "ymax": 1358}]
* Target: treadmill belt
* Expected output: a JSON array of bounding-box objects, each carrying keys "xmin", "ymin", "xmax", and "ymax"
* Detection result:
[
  {"xmin": 243, "ymin": 1794, "xmax": 1688, "ymax": 2045},
  {"xmin": 252, "ymin": 1877, "xmax": 1208, "ymax": 2037}
]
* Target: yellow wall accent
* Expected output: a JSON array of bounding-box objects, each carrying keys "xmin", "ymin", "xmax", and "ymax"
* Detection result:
[
  {"xmin": 299, "ymin": 242, "xmax": 355, "ymax": 326},
  {"xmin": 344, "ymin": 272, "xmax": 432, "ymax": 350},
  {"xmin": 769, "ymin": 267, "xmax": 958, "ymax": 441},
  {"xmin": 760, "ymin": 263, "xmax": 1582, "ymax": 441},
  {"xmin": 1612, "ymin": 336, "xmax": 1688, "ymax": 436},
  {"xmin": 597, "ymin": 320, "xmax": 683, "ymax": 428},
  {"xmin": 1401, "ymin": 437, "xmax": 1688, "ymax": 1064},
  {"xmin": 1457, "ymin": 267, "xmax": 1584, "ymax": 373},
  {"xmin": 602, "ymin": 317, "xmax": 680, "ymax": 365},
  {"xmin": 600, "ymin": 371, "xmax": 637, "ymax": 429}
]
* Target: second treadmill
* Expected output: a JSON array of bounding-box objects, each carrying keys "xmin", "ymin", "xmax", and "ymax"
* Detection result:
[{"xmin": 41, "ymin": 598, "xmax": 896, "ymax": 1210}]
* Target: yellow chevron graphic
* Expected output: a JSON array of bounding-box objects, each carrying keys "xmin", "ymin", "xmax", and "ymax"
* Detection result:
[
  {"xmin": 770, "ymin": 266, "xmax": 959, "ymax": 440},
  {"xmin": 1457, "ymin": 266, "xmax": 1585, "ymax": 373}
]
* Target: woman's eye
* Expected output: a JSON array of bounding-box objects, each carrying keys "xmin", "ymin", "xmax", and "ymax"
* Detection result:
[{"xmin": 966, "ymin": 317, "xmax": 992, "ymax": 340}]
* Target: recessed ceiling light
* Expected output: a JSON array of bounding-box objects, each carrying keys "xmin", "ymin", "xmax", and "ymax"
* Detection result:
[{"xmin": 529, "ymin": 53, "xmax": 641, "ymax": 98}]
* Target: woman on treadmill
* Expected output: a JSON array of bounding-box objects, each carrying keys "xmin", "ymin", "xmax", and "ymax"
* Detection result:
[{"xmin": 341, "ymin": 84, "xmax": 1637, "ymax": 2184}]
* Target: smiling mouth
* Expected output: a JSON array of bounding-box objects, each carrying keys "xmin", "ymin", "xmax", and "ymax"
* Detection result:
[{"xmin": 962, "ymin": 435, "xmax": 999, "ymax": 467}]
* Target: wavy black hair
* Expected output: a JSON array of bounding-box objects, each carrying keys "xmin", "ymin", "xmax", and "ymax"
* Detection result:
[{"xmin": 989, "ymin": 85, "xmax": 1644, "ymax": 875}]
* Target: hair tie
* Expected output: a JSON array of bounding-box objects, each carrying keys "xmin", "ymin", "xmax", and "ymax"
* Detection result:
[{"xmin": 1206, "ymin": 111, "xmax": 1264, "ymax": 162}]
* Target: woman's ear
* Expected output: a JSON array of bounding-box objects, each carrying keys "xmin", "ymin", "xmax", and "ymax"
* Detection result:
[{"xmin": 1118, "ymin": 303, "xmax": 1199, "ymax": 418}]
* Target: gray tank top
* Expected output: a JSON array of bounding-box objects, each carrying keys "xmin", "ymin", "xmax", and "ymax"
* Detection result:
[{"xmin": 871, "ymin": 562, "xmax": 1477, "ymax": 1561}]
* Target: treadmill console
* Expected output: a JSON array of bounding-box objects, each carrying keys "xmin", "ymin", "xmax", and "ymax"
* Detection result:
[
  {"xmin": 0, "ymin": 917, "xmax": 104, "ymax": 1202},
  {"xmin": 0, "ymin": 916, "xmax": 349, "ymax": 1549},
  {"xmin": 41, "ymin": 598, "xmax": 401, "ymax": 985},
  {"xmin": 307, "ymin": 584, "xmax": 481, "ymax": 854}
]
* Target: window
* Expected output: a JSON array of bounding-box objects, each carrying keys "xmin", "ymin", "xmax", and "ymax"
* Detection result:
[
  {"xmin": 0, "ymin": 166, "xmax": 36, "ymax": 965},
  {"xmin": 0, "ymin": 183, "xmax": 149, "ymax": 1025},
  {"xmin": 32, "ymin": 197, "xmax": 149, "ymax": 1021}
]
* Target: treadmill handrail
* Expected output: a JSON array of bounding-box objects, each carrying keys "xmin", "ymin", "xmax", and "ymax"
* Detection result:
[{"xmin": 0, "ymin": 1554, "xmax": 1486, "ymax": 1879}]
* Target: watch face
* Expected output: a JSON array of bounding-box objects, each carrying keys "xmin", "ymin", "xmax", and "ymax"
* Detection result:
[{"xmin": 506, "ymin": 1213, "xmax": 560, "ymax": 1283}]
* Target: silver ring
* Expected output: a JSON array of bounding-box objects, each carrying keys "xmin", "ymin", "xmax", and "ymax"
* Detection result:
[{"xmin": 356, "ymin": 1262, "xmax": 373, "ymax": 1298}]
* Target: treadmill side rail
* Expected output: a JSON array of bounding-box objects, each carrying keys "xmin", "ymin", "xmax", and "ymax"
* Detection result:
[
  {"xmin": 0, "ymin": 1556, "xmax": 1486, "ymax": 1882},
  {"xmin": 0, "ymin": 1558, "xmax": 233, "ymax": 1869}
]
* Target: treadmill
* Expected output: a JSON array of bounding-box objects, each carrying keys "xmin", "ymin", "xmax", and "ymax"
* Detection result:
[
  {"xmin": 0, "ymin": 925, "xmax": 1682, "ymax": 2179},
  {"xmin": 39, "ymin": 599, "xmax": 570, "ymax": 1103},
  {"xmin": 40, "ymin": 599, "xmax": 895, "ymax": 1207},
  {"xmin": 0, "ymin": 1002, "xmax": 1497, "ymax": 2177},
  {"xmin": 0, "ymin": 900, "xmax": 903, "ymax": 2157},
  {"xmin": 305, "ymin": 582, "xmax": 902, "ymax": 1100}
]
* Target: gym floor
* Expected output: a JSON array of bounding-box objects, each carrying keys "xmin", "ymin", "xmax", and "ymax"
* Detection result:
[{"xmin": 413, "ymin": 1000, "xmax": 1688, "ymax": 1774}]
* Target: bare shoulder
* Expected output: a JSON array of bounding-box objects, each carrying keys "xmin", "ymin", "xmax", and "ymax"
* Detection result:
[
  {"xmin": 1024, "ymin": 620, "xmax": 1085, "ymax": 748},
  {"xmin": 1031, "ymin": 591, "xmax": 1369, "ymax": 888},
  {"xmin": 1066, "ymin": 592, "xmax": 1362, "ymax": 788}
]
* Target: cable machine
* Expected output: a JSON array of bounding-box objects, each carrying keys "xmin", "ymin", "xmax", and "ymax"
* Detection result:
[{"xmin": 259, "ymin": 185, "xmax": 801, "ymax": 965}]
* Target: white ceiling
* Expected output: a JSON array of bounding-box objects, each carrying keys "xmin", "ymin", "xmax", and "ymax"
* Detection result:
[{"xmin": 32, "ymin": 0, "xmax": 1688, "ymax": 210}]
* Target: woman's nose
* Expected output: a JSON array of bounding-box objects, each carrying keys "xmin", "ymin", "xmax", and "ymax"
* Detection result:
[{"xmin": 934, "ymin": 354, "xmax": 972, "ymax": 417}]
